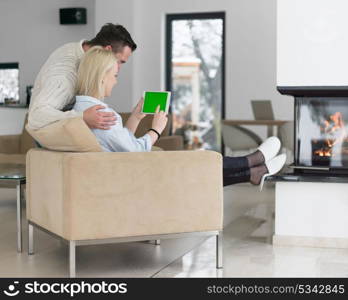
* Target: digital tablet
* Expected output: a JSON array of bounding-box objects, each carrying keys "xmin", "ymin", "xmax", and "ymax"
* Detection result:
[{"xmin": 142, "ymin": 91, "xmax": 171, "ymax": 114}]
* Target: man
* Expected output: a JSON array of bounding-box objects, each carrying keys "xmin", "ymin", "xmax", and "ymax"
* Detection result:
[{"xmin": 28, "ymin": 23, "xmax": 137, "ymax": 130}]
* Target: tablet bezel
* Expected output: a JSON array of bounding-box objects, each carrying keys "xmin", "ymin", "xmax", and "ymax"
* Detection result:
[{"xmin": 141, "ymin": 91, "xmax": 171, "ymax": 114}]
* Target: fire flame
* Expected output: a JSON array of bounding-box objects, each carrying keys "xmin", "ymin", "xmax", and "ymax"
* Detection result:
[{"xmin": 313, "ymin": 112, "xmax": 347, "ymax": 157}]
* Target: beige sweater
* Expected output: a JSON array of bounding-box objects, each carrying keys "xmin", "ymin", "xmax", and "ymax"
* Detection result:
[{"xmin": 28, "ymin": 40, "xmax": 85, "ymax": 130}]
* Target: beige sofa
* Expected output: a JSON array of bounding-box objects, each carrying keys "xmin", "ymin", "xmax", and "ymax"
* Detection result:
[{"xmin": 26, "ymin": 117, "xmax": 223, "ymax": 277}]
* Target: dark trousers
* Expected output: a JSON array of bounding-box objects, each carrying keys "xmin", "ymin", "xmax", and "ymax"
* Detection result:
[{"xmin": 223, "ymin": 156, "xmax": 250, "ymax": 186}]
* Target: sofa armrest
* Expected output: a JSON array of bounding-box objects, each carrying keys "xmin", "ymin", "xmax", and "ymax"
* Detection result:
[
  {"xmin": 0, "ymin": 135, "xmax": 21, "ymax": 154},
  {"xmin": 154, "ymin": 135, "xmax": 184, "ymax": 151},
  {"xmin": 26, "ymin": 149, "xmax": 223, "ymax": 240}
]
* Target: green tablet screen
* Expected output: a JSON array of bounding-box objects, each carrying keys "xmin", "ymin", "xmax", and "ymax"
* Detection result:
[{"xmin": 142, "ymin": 91, "xmax": 170, "ymax": 113}]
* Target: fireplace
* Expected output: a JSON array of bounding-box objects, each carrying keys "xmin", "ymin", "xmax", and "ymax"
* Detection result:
[
  {"xmin": 273, "ymin": 0, "xmax": 348, "ymax": 249},
  {"xmin": 279, "ymin": 87, "xmax": 348, "ymax": 174}
]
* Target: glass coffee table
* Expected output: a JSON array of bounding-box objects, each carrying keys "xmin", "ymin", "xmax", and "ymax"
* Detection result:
[{"xmin": 0, "ymin": 163, "xmax": 26, "ymax": 252}]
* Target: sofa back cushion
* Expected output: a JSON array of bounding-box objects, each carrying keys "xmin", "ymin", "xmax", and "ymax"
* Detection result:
[{"xmin": 26, "ymin": 117, "xmax": 103, "ymax": 152}]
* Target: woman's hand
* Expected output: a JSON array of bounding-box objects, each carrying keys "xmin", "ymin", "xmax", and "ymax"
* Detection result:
[
  {"xmin": 152, "ymin": 105, "xmax": 168, "ymax": 134},
  {"xmin": 125, "ymin": 98, "xmax": 146, "ymax": 134},
  {"xmin": 130, "ymin": 97, "xmax": 146, "ymax": 121}
]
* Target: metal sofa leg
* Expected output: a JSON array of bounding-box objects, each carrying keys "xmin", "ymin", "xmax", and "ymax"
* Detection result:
[
  {"xmin": 147, "ymin": 240, "xmax": 161, "ymax": 245},
  {"xmin": 69, "ymin": 241, "xmax": 76, "ymax": 278},
  {"xmin": 216, "ymin": 231, "xmax": 223, "ymax": 269},
  {"xmin": 28, "ymin": 223, "xmax": 34, "ymax": 255}
]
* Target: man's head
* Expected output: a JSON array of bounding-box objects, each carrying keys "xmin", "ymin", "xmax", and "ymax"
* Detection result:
[{"xmin": 85, "ymin": 23, "xmax": 137, "ymax": 67}]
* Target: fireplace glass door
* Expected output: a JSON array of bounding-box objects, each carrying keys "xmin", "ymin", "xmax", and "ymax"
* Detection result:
[{"xmin": 296, "ymin": 97, "xmax": 348, "ymax": 168}]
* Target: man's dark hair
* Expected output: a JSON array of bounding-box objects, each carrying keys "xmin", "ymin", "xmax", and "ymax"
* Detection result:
[{"xmin": 87, "ymin": 23, "xmax": 137, "ymax": 53}]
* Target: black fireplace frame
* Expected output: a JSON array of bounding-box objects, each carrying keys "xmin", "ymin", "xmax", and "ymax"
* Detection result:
[
  {"xmin": 277, "ymin": 86, "xmax": 348, "ymax": 97},
  {"xmin": 278, "ymin": 86, "xmax": 348, "ymax": 174}
]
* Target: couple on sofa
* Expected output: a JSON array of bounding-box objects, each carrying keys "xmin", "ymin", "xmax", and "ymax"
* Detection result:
[{"xmin": 28, "ymin": 23, "xmax": 286, "ymax": 190}]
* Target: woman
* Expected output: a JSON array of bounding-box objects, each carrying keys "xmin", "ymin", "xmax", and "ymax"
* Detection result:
[
  {"xmin": 74, "ymin": 46, "xmax": 166, "ymax": 152},
  {"xmin": 74, "ymin": 46, "xmax": 286, "ymax": 190}
]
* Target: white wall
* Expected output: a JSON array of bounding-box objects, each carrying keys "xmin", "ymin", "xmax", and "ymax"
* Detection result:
[
  {"xmin": 95, "ymin": 0, "xmax": 135, "ymax": 113},
  {"xmin": 0, "ymin": 0, "xmax": 95, "ymax": 134},
  {"xmin": 1, "ymin": 0, "xmax": 291, "ymax": 134},
  {"xmin": 0, "ymin": 108, "xmax": 28, "ymax": 135},
  {"xmin": 277, "ymin": 0, "xmax": 348, "ymax": 87},
  {"xmin": 275, "ymin": 182, "xmax": 348, "ymax": 240},
  {"xmin": 95, "ymin": 0, "xmax": 292, "ymax": 129},
  {"xmin": 135, "ymin": 0, "xmax": 293, "ymax": 122}
]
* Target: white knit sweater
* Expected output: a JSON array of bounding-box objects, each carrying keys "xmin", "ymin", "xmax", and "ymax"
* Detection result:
[{"xmin": 28, "ymin": 40, "xmax": 85, "ymax": 130}]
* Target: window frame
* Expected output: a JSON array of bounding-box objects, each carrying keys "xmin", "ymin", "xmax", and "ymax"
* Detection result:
[{"xmin": 165, "ymin": 11, "xmax": 226, "ymax": 151}]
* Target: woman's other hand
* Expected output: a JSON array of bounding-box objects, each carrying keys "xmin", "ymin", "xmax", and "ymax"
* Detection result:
[
  {"xmin": 131, "ymin": 97, "xmax": 146, "ymax": 121},
  {"xmin": 125, "ymin": 98, "xmax": 146, "ymax": 134},
  {"xmin": 152, "ymin": 105, "xmax": 168, "ymax": 134}
]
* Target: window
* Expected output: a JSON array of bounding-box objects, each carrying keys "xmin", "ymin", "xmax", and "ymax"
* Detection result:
[
  {"xmin": 0, "ymin": 63, "xmax": 19, "ymax": 104},
  {"xmin": 166, "ymin": 12, "xmax": 225, "ymax": 151}
]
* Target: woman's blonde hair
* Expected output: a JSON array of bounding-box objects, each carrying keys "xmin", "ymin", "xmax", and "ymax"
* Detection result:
[{"xmin": 76, "ymin": 46, "xmax": 117, "ymax": 99}]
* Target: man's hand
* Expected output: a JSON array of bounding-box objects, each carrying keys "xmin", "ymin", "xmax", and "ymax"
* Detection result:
[{"xmin": 83, "ymin": 105, "xmax": 116, "ymax": 130}]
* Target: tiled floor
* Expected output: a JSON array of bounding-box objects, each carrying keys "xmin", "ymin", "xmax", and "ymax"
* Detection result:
[{"xmin": 1, "ymin": 183, "xmax": 348, "ymax": 277}]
